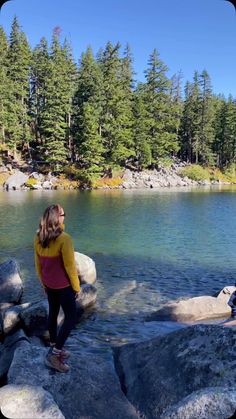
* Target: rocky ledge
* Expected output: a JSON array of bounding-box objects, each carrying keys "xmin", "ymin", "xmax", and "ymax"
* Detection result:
[
  {"xmin": 1, "ymin": 257, "xmax": 236, "ymax": 418},
  {"xmin": 0, "ymin": 161, "xmax": 225, "ymax": 191}
]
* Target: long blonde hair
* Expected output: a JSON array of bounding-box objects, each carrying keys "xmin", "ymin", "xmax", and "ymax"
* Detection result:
[{"xmin": 37, "ymin": 204, "xmax": 63, "ymax": 248}]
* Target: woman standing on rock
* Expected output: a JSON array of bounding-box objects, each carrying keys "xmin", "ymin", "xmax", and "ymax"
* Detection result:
[{"xmin": 34, "ymin": 204, "xmax": 80, "ymax": 373}]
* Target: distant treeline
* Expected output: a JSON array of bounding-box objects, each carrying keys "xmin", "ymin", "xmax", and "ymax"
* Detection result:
[{"xmin": 0, "ymin": 17, "xmax": 236, "ymax": 174}]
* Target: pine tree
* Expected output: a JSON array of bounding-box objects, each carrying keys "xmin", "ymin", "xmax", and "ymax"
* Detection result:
[
  {"xmin": 170, "ymin": 71, "xmax": 183, "ymax": 137},
  {"xmin": 0, "ymin": 26, "xmax": 10, "ymax": 145},
  {"xmin": 143, "ymin": 49, "xmax": 179, "ymax": 165},
  {"xmin": 100, "ymin": 42, "xmax": 135, "ymax": 167},
  {"xmin": 179, "ymin": 72, "xmax": 201, "ymax": 163},
  {"xmin": 216, "ymin": 96, "xmax": 236, "ymax": 169},
  {"xmin": 133, "ymin": 84, "xmax": 151, "ymax": 169},
  {"xmin": 73, "ymin": 46, "xmax": 103, "ymax": 164},
  {"xmin": 6, "ymin": 17, "xmax": 31, "ymax": 152},
  {"xmin": 78, "ymin": 103, "xmax": 105, "ymax": 172},
  {"xmin": 40, "ymin": 28, "xmax": 76, "ymax": 167},
  {"xmin": 198, "ymin": 70, "xmax": 215, "ymax": 165},
  {"xmin": 212, "ymin": 95, "xmax": 227, "ymax": 168},
  {"xmin": 31, "ymin": 37, "xmax": 50, "ymax": 152}
]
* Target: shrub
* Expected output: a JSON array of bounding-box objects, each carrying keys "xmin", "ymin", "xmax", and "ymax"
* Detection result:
[
  {"xmin": 223, "ymin": 164, "xmax": 236, "ymax": 183},
  {"xmin": 180, "ymin": 165, "xmax": 210, "ymax": 181},
  {"xmin": 25, "ymin": 178, "xmax": 38, "ymax": 188},
  {"xmin": 92, "ymin": 177, "xmax": 123, "ymax": 188},
  {"xmin": 0, "ymin": 173, "xmax": 9, "ymax": 186},
  {"xmin": 54, "ymin": 175, "xmax": 78, "ymax": 189}
]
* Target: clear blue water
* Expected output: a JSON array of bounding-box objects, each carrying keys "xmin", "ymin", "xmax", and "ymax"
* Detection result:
[{"xmin": 1, "ymin": 186, "xmax": 236, "ymax": 356}]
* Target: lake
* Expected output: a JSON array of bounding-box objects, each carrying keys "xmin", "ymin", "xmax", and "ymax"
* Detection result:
[{"xmin": 0, "ymin": 186, "xmax": 236, "ymax": 356}]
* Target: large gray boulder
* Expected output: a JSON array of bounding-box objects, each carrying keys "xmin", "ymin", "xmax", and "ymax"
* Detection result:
[
  {"xmin": 146, "ymin": 286, "xmax": 235, "ymax": 322},
  {"xmin": 160, "ymin": 387, "xmax": 236, "ymax": 419},
  {"xmin": 0, "ymin": 330, "xmax": 30, "ymax": 380},
  {"xmin": 74, "ymin": 251, "xmax": 97, "ymax": 284},
  {"xmin": 0, "ymin": 259, "xmax": 23, "ymax": 304},
  {"xmin": 20, "ymin": 299, "xmax": 48, "ymax": 337},
  {"xmin": 0, "ymin": 384, "xmax": 65, "ymax": 419},
  {"xmin": 114, "ymin": 324, "xmax": 236, "ymax": 418},
  {"xmin": 4, "ymin": 171, "xmax": 29, "ymax": 190},
  {"xmin": 2, "ymin": 302, "xmax": 30, "ymax": 335},
  {"xmin": 8, "ymin": 344, "xmax": 139, "ymax": 419}
]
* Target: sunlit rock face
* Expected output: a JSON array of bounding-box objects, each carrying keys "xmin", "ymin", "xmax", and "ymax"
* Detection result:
[
  {"xmin": 0, "ymin": 259, "xmax": 23, "ymax": 304},
  {"xmin": 74, "ymin": 252, "xmax": 97, "ymax": 284},
  {"xmin": 113, "ymin": 324, "xmax": 236, "ymax": 418}
]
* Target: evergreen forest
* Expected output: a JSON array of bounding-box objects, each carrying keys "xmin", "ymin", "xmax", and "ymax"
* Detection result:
[{"xmin": 1, "ymin": 17, "xmax": 236, "ymax": 178}]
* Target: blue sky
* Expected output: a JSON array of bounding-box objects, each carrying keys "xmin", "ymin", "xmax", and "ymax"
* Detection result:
[{"xmin": 1, "ymin": 0, "xmax": 236, "ymax": 97}]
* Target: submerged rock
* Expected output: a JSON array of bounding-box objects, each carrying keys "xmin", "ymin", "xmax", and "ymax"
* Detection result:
[
  {"xmin": 113, "ymin": 324, "xmax": 236, "ymax": 418},
  {"xmin": 76, "ymin": 283, "xmax": 97, "ymax": 309},
  {"xmin": 0, "ymin": 259, "xmax": 23, "ymax": 304},
  {"xmin": 146, "ymin": 285, "xmax": 235, "ymax": 322}
]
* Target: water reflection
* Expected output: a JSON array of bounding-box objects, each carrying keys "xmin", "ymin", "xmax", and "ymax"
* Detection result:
[{"xmin": 1, "ymin": 187, "xmax": 236, "ymax": 356}]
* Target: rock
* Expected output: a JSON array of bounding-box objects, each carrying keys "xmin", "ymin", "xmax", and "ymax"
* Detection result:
[
  {"xmin": 121, "ymin": 167, "xmax": 198, "ymax": 190},
  {"xmin": 0, "ymin": 303, "xmax": 14, "ymax": 311},
  {"xmin": 113, "ymin": 324, "xmax": 236, "ymax": 418},
  {"xmin": 29, "ymin": 172, "xmax": 44, "ymax": 181},
  {"xmin": 42, "ymin": 180, "xmax": 52, "ymax": 189},
  {"xmin": 76, "ymin": 284, "xmax": 97, "ymax": 309},
  {"xmin": 20, "ymin": 300, "xmax": 48, "ymax": 337},
  {"xmin": 31, "ymin": 183, "xmax": 43, "ymax": 190},
  {"xmin": 74, "ymin": 252, "xmax": 97, "ymax": 284},
  {"xmin": 146, "ymin": 285, "xmax": 235, "ymax": 322},
  {"xmin": 0, "ymin": 166, "xmax": 8, "ymax": 173},
  {"xmin": 0, "ymin": 330, "xmax": 30, "ymax": 379},
  {"xmin": 6, "ymin": 163, "xmax": 12, "ymax": 171},
  {"xmin": 0, "ymin": 384, "xmax": 65, "ymax": 419},
  {"xmin": 0, "ymin": 259, "xmax": 23, "ymax": 304},
  {"xmin": 2, "ymin": 302, "xmax": 31, "ymax": 335},
  {"xmin": 8, "ymin": 344, "xmax": 139, "ymax": 419},
  {"xmin": 4, "ymin": 171, "xmax": 29, "ymax": 190},
  {"xmin": 160, "ymin": 387, "xmax": 236, "ymax": 419}
]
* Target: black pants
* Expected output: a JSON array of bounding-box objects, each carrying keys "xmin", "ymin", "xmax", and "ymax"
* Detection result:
[{"xmin": 46, "ymin": 286, "xmax": 77, "ymax": 350}]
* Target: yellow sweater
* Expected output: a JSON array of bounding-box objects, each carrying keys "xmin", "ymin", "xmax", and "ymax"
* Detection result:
[{"xmin": 34, "ymin": 231, "xmax": 80, "ymax": 292}]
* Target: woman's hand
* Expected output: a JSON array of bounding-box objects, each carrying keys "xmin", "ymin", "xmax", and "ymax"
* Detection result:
[{"xmin": 74, "ymin": 291, "xmax": 80, "ymax": 299}]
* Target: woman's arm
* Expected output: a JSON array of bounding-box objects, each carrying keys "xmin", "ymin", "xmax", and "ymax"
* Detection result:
[
  {"xmin": 34, "ymin": 237, "xmax": 46, "ymax": 290},
  {"xmin": 61, "ymin": 234, "xmax": 81, "ymax": 292}
]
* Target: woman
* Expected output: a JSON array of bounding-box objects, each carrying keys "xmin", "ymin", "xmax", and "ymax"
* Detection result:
[{"xmin": 34, "ymin": 204, "xmax": 80, "ymax": 373}]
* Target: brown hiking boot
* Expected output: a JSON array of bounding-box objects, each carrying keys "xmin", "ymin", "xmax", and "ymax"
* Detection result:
[
  {"xmin": 49, "ymin": 344, "xmax": 70, "ymax": 359},
  {"xmin": 45, "ymin": 350, "xmax": 70, "ymax": 373}
]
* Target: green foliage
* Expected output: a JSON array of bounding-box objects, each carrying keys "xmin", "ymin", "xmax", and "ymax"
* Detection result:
[
  {"xmin": 158, "ymin": 157, "xmax": 173, "ymax": 168},
  {"xmin": 6, "ymin": 17, "xmax": 32, "ymax": 149},
  {"xmin": 180, "ymin": 164, "xmax": 210, "ymax": 181},
  {"xmin": 142, "ymin": 49, "xmax": 180, "ymax": 164},
  {"xmin": 25, "ymin": 178, "xmax": 38, "ymax": 187},
  {"xmin": 1, "ymin": 16, "xmax": 236, "ymax": 182}
]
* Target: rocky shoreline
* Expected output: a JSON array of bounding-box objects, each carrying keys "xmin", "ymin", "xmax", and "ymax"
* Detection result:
[
  {"xmin": 0, "ymin": 160, "xmax": 229, "ymax": 191},
  {"xmin": 1, "ymin": 257, "xmax": 236, "ymax": 418}
]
